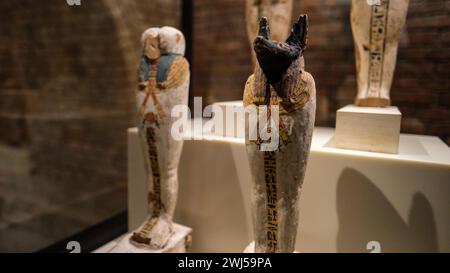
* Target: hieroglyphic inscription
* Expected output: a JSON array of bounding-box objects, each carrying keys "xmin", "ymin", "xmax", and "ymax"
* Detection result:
[
  {"xmin": 134, "ymin": 217, "xmax": 158, "ymax": 240},
  {"xmin": 264, "ymin": 151, "xmax": 278, "ymax": 252},
  {"xmin": 367, "ymin": 0, "xmax": 389, "ymax": 97},
  {"xmin": 131, "ymin": 127, "xmax": 163, "ymax": 243},
  {"xmin": 146, "ymin": 127, "xmax": 163, "ymax": 216}
]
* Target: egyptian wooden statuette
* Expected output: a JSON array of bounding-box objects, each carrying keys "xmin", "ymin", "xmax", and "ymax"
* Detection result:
[
  {"xmin": 131, "ymin": 26, "xmax": 189, "ymax": 249},
  {"xmin": 351, "ymin": 0, "xmax": 410, "ymax": 107},
  {"xmin": 243, "ymin": 15, "xmax": 316, "ymax": 253},
  {"xmin": 246, "ymin": 0, "xmax": 293, "ymax": 67}
]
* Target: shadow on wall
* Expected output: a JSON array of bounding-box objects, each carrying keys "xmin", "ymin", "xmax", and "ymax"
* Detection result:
[{"xmin": 336, "ymin": 168, "xmax": 438, "ymax": 253}]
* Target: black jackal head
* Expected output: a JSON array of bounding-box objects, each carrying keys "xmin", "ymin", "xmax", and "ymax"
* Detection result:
[{"xmin": 254, "ymin": 15, "xmax": 309, "ymax": 85}]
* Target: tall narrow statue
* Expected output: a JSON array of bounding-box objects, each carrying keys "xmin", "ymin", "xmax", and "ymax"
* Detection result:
[
  {"xmin": 243, "ymin": 15, "xmax": 316, "ymax": 253},
  {"xmin": 131, "ymin": 26, "xmax": 190, "ymax": 249},
  {"xmin": 246, "ymin": 0, "xmax": 293, "ymax": 67},
  {"xmin": 351, "ymin": 0, "xmax": 410, "ymax": 107}
]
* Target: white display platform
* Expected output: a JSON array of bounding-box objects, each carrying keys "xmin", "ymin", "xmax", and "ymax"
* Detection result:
[
  {"xmin": 335, "ymin": 105, "xmax": 402, "ymax": 154},
  {"xmin": 128, "ymin": 117, "xmax": 450, "ymax": 253},
  {"xmin": 93, "ymin": 223, "xmax": 192, "ymax": 253},
  {"xmin": 243, "ymin": 242, "xmax": 255, "ymax": 253},
  {"xmin": 211, "ymin": 100, "xmax": 245, "ymax": 138},
  {"xmin": 243, "ymin": 242, "xmax": 299, "ymax": 253}
]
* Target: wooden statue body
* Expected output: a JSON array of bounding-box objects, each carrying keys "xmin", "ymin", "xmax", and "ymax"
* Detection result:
[
  {"xmin": 244, "ymin": 16, "xmax": 316, "ymax": 252},
  {"xmin": 351, "ymin": 0, "xmax": 409, "ymax": 107},
  {"xmin": 132, "ymin": 26, "xmax": 189, "ymax": 249}
]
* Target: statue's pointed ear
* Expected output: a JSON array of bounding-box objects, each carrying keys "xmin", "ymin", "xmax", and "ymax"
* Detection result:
[
  {"xmin": 287, "ymin": 14, "xmax": 308, "ymax": 50},
  {"xmin": 297, "ymin": 14, "xmax": 308, "ymax": 49},
  {"xmin": 258, "ymin": 16, "xmax": 271, "ymax": 39}
]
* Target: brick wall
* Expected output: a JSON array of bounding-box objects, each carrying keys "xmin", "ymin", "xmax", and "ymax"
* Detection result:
[
  {"xmin": 192, "ymin": 0, "xmax": 450, "ymax": 145},
  {"xmin": 0, "ymin": 0, "xmax": 180, "ymax": 252}
]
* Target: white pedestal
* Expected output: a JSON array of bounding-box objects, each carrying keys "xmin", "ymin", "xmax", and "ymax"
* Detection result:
[
  {"xmin": 93, "ymin": 223, "xmax": 192, "ymax": 253},
  {"xmin": 127, "ymin": 105, "xmax": 450, "ymax": 253},
  {"xmin": 243, "ymin": 242, "xmax": 255, "ymax": 253},
  {"xmin": 211, "ymin": 100, "xmax": 245, "ymax": 139},
  {"xmin": 335, "ymin": 105, "xmax": 402, "ymax": 154},
  {"xmin": 243, "ymin": 242, "xmax": 299, "ymax": 253}
]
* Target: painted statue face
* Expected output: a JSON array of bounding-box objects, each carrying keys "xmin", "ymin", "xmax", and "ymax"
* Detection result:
[{"xmin": 144, "ymin": 35, "xmax": 161, "ymax": 60}]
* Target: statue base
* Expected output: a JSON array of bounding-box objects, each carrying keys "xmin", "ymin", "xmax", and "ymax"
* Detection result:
[
  {"xmin": 243, "ymin": 242, "xmax": 255, "ymax": 253},
  {"xmin": 243, "ymin": 242, "xmax": 299, "ymax": 253},
  {"xmin": 335, "ymin": 105, "xmax": 401, "ymax": 154},
  {"xmin": 93, "ymin": 223, "xmax": 192, "ymax": 253}
]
